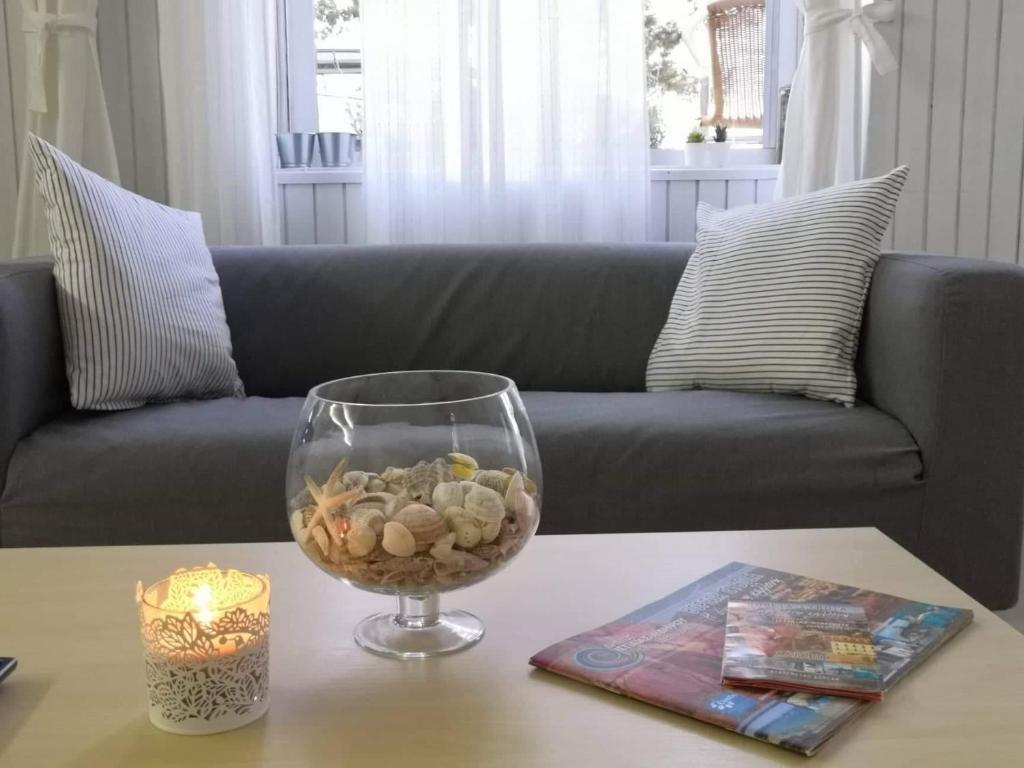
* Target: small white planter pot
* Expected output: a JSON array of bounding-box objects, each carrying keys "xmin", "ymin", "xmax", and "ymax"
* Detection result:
[
  {"xmin": 707, "ymin": 142, "xmax": 731, "ymax": 168},
  {"xmin": 684, "ymin": 143, "xmax": 709, "ymax": 168}
]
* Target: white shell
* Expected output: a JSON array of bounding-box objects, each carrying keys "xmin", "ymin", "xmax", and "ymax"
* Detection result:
[
  {"xmin": 432, "ymin": 481, "xmax": 465, "ymax": 513},
  {"xmin": 290, "ymin": 510, "xmax": 308, "ymax": 543},
  {"xmin": 452, "ymin": 518, "xmax": 482, "ymax": 549},
  {"xmin": 473, "ymin": 469, "xmax": 512, "ymax": 495},
  {"xmin": 480, "ymin": 519, "xmax": 501, "ymax": 544},
  {"xmin": 381, "ymin": 521, "xmax": 417, "ymax": 557},
  {"xmin": 349, "ymin": 506, "xmax": 386, "ymax": 535},
  {"xmin": 505, "ymin": 472, "xmax": 525, "ymax": 512},
  {"xmin": 392, "ymin": 504, "xmax": 449, "ymax": 549},
  {"xmin": 346, "ymin": 523, "xmax": 377, "ymax": 558},
  {"xmin": 464, "ymin": 485, "xmax": 506, "ymax": 524},
  {"xmin": 342, "ymin": 471, "xmax": 370, "ymax": 490},
  {"xmin": 404, "ymin": 458, "xmax": 454, "ymax": 502},
  {"xmin": 429, "ymin": 532, "xmax": 457, "ymax": 560},
  {"xmin": 365, "ymin": 476, "xmax": 387, "ymax": 493}
]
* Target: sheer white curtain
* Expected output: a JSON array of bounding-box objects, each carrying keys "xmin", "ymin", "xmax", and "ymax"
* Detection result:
[
  {"xmin": 157, "ymin": 0, "xmax": 280, "ymax": 245},
  {"xmin": 777, "ymin": 0, "xmax": 896, "ymax": 197},
  {"xmin": 12, "ymin": 0, "xmax": 119, "ymax": 259},
  {"xmin": 362, "ymin": 0, "xmax": 650, "ymax": 244}
]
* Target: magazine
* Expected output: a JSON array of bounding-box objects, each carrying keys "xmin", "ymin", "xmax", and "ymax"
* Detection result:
[
  {"xmin": 529, "ymin": 562, "xmax": 972, "ymax": 756},
  {"xmin": 721, "ymin": 601, "xmax": 883, "ymax": 701}
]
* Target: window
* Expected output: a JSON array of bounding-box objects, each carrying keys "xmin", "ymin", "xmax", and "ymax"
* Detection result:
[
  {"xmin": 313, "ymin": 1, "xmax": 363, "ymax": 134},
  {"xmin": 645, "ymin": 0, "xmax": 797, "ymax": 152},
  {"xmin": 281, "ymin": 0, "xmax": 364, "ymax": 159},
  {"xmin": 282, "ymin": 0, "xmax": 795, "ymax": 169}
]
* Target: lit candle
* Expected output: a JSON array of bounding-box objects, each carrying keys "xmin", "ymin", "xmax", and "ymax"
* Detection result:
[{"xmin": 136, "ymin": 563, "xmax": 270, "ymax": 734}]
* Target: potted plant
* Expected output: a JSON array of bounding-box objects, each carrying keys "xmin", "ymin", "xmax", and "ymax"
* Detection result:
[
  {"xmin": 708, "ymin": 123, "xmax": 730, "ymax": 167},
  {"xmin": 684, "ymin": 128, "xmax": 707, "ymax": 167}
]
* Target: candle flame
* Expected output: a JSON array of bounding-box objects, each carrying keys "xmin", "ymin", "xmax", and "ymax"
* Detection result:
[{"xmin": 192, "ymin": 583, "xmax": 216, "ymax": 625}]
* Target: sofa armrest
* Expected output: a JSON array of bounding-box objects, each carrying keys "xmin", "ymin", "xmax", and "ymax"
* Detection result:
[
  {"xmin": 858, "ymin": 252, "xmax": 1024, "ymax": 608},
  {"xmin": 0, "ymin": 260, "xmax": 68, "ymax": 503}
]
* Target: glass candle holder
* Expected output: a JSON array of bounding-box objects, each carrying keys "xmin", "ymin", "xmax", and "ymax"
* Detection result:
[{"xmin": 136, "ymin": 564, "xmax": 270, "ymax": 735}]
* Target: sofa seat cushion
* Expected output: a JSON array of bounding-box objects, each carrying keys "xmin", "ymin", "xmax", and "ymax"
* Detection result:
[
  {"xmin": 528, "ymin": 391, "xmax": 924, "ymax": 542},
  {"xmin": 0, "ymin": 391, "xmax": 923, "ymax": 547}
]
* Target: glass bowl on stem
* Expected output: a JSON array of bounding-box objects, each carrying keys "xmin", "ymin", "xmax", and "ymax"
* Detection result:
[{"xmin": 286, "ymin": 370, "xmax": 542, "ymax": 659}]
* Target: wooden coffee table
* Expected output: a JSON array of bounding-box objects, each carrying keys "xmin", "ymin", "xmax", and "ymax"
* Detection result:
[{"xmin": 1, "ymin": 527, "xmax": 1023, "ymax": 766}]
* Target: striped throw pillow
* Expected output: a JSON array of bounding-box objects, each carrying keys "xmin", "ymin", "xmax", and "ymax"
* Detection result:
[
  {"xmin": 646, "ymin": 167, "xmax": 909, "ymax": 406},
  {"xmin": 28, "ymin": 134, "xmax": 244, "ymax": 410}
]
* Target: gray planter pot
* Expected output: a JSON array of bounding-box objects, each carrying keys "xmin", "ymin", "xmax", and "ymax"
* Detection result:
[
  {"xmin": 276, "ymin": 133, "xmax": 316, "ymax": 168},
  {"xmin": 317, "ymin": 132, "xmax": 354, "ymax": 167}
]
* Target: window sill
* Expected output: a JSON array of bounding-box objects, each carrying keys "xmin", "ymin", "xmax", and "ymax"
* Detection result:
[
  {"xmin": 276, "ymin": 166, "xmax": 363, "ymax": 185},
  {"xmin": 649, "ymin": 164, "xmax": 779, "ymax": 181},
  {"xmin": 276, "ymin": 164, "xmax": 780, "ymax": 186}
]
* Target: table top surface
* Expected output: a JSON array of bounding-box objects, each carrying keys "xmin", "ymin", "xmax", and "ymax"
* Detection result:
[{"xmin": 1, "ymin": 527, "xmax": 1022, "ymax": 767}]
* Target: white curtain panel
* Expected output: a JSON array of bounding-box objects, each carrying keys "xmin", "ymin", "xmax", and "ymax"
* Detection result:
[
  {"xmin": 362, "ymin": 0, "xmax": 650, "ymax": 244},
  {"xmin": 157, "ymin": 0, "xmax": 280, "ymax": 245},
  {"xmin": 777, "ymin": 0, "xmax": 897, "ymax": 198},
  {"xmin": 12, "ymin": 0, "xmax": 119, "ymax": 259}
]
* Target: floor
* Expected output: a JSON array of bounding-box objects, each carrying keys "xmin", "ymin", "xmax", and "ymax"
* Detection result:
[{"xmin": 994, "ymin": 526, "xmax": 1024, "ymax": 632}]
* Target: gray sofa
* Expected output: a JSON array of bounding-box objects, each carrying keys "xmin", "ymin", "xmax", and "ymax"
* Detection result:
[{"xmin": 2, "ymin": 244, "xmax": 1024, "ymax": 609}]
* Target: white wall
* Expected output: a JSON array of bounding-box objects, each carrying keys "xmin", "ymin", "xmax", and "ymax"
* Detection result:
[
  {"xmin": 1, "ymin": 1, "xmax": 1022, "ymax": 260},
  {"xmin": 866, "ymin": 0, "xmax": 1024, "ymax": 263}
]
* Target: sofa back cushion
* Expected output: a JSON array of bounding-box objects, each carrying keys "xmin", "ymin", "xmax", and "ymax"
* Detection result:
[{"xmin": 213, "ymin": 243, "xmax": 692, "ymax": 396}]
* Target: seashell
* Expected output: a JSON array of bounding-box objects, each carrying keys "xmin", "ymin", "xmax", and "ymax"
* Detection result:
[
  {"xmin": 448, "ymin": 452, "xmax": 479, "ymax": 479},
  {"xmin": 381, "ymin": 466, "xmax": 406, "ymax": 484},
  {"xmin": 392, "ymin": 504, "xmax": 449, "ymax": 550},
  {"xmin": 473, "ymin": 469, "xmax": 512, "ymax": 496},
  {"xmin": 290, "ymin": 510, "xmax": 309, "ymax": 544},
  {"xmin": 513, "ymin": 490, "xmax": 537, "ymax": 532},
  {"xmin": 431, "ymin": 481, "xmax": 465, "ymax": 513},
  {"xmin": 346, "ymin": 522, "xmax": 377, "ymax": 558},
  {"xmin": 348, "ymin": 506, "xmax": 385, "ymax": 535},
  {"xmin": 464, "ymin": 485, "xmax": 506, "ymax": 524},
  {"xmin": 480, "ymin": 519, "xmax": 501, "ymax": 544},
  {"xmin": 505, "ymin": 471, "xmax": 525, "ymax": 512},
  {"xmin": 350, "ymin": 492, "xmax": 395, "ymax": 512},
  {"xmin": 381, "ymin": 521, "xmax": 417, "ymax": 557},
  {"xmin": 342, "ymin": 471, "xmax": 370, "ymax": 490},
  {"xmin": 404, "ymin": 459, "xmax": 454, "ymax": 502},
  {"xmin": 365, "ymin": 476, "xmax": 387, "ymax": 493},
  {"xmin": 329, "ymin": 541, "xmax": 348, "ymax": 565},
  {"xmin": 385, "ymin": 492, "xmax": 415, "ymax": 519},
  {"xmin": 452, "ymin": 518, "xmax": 482, "ymax": 549},
  {"xmin": 502, "ymin": 467, "xmax": 537, "ymax": 494},
  {"xmin": 443, "ymin": 504, "xmax": 472, "ymax": 525},
  {"xmin": 310, "ymin": 524, "xmax": 331, "ymax": 558},
  {"xmin": 429, "ymin": 532, "xmax": 457, "ymax": 560}
]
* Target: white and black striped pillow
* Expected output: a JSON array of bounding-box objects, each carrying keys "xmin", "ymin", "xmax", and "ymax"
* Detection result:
[
  {"xmin": 28, "ymin": 134, "xmax": 244, "ymax": 410},
  {"xmin": 646, "ymin": 167, "xmax": 909, "ymax": 406}
]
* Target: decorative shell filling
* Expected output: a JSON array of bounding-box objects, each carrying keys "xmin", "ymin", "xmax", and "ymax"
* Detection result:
[{"xmin": 292, "ymin": 454, "xmax": 539, "ymax": 588}]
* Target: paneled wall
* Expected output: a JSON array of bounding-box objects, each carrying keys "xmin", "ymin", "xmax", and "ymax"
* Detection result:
[
  {"xmin": 279, "ymin": 168, "xmax": 782, "ymax": 245},
  {"xmin": 1, "ymin": 1, "xmax": 1022, "ymax": 260},
  {"xmin": 0, "ymin": 0, "xmax": 167, "ymax": 257},
  {"xmin": 866, "ymin": 0, "xmax": 1024, "ymax": 263}
]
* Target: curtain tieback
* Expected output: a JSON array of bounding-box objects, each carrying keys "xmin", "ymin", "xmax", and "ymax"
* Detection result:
[
  {"xmin": 805, "ymin": 1, "xmax": 898, "ymax": 76},
  {"xmin": 22, "ymin": 9, "xmax": 97, "ymax": 114}
]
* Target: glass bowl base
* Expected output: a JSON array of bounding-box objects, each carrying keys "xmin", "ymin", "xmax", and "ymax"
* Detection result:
[{"xmin": 354, "ymin": 609, "xmax": 484, "ymax": 659}]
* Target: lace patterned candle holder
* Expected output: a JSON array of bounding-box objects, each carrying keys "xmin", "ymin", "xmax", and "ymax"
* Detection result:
[{"xmin": 135, "ymin": 564, "xmax": 270, "ymax": 735}]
